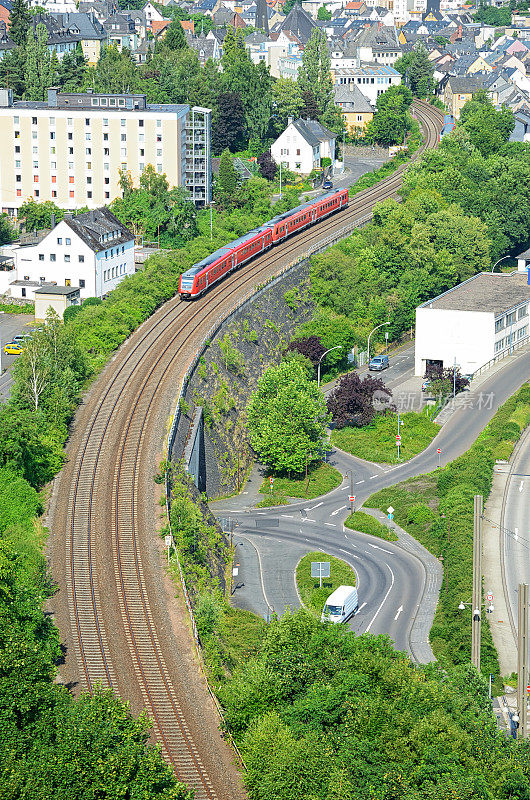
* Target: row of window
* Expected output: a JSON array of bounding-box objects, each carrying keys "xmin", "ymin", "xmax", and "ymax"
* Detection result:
[
  {"xmin": 38, "ymin": 253, "xmax": 83, "ymax": 263},
  {"xmin": 14, "ymin": 131, "xmax": 163, "ymax": 145},
  {"xmin": 21, "ymin": 189, "xmax": 110, "ymax": 200},
  {"xmin": 495, "ymin": 304, "xmax": 528, "ymax": 332},
  {"xmin": 103, "ymin": 264, "xmax": 127, "ymax": 282},
  {"xmin": 104, "ymin": 246, "xmax": 126, "ymax": 259},
  {"xmin": 14, "ymin": 116, "xmax": 162, "ymax": 127},
  {"xmin": 494, "ymin": 325, "xmax": 529, "ymax": 352}
]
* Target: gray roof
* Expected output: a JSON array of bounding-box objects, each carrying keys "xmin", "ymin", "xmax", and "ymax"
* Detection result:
[
  {"xmin": 420, "ymin": 272, "xmax": 530, "ymax": 315},
  {"xmin": 334, "ymin": 82, "xmax": 373, "ymax": 112},
  {"xmin": 279, "ymin": 4, "xmax": 317, "ymax": 43},
  {"xmin": 63, "ymin": 207, "xmax": 134, "ymax": 253},
  {"xmin": 291, "ymin": 118, "xmax": 336, "ymax": 146},
  {"xmin": 51, "ymin": 12, "xmax": 106, "ymax": 39},
  {"xmin": 447, "ymin": 74, "xmax": 488, "ymax": 93},
  {"xmin": 34, "ymin": 285, "xmax": 81, "ymax": 296}
]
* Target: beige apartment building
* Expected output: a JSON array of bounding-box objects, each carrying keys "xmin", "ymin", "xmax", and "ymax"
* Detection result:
[{"xmin": 0, "ymin": 88, "xmax": 212, "ymax": 215}]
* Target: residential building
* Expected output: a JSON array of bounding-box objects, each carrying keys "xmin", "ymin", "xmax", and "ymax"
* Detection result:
[
  {"xmin": 414, "ymin": 272, "xmax": 530, "ymax": 375},
  {"xmin": 185, "ymin": 107, "xmax": 212, "ymax": 206},
  {"xmin": 1, "ymin": 208, "xmax": 135, "ymax": 303},
  {"xmin": 51, "ymin": 12, "xmax": 107, "ymax": 65},
  {"xmin": 271, "ymin": 117, "xmax": 336, "ymax": 174},
  {"xmin": 0, "ymin": 88, "xmax": 212, "ymax": 215},
  {"xmin": 333, "ymin": 64, "xmax": 402, "ymax": 104},
  {"xmin": 334, "ymin": 82, "xmax": 374, "ymax": 133},
  {"xmin": 28, "ymin": 0, "xmax": 76, "ymax": 12},
  {"xmin": 103, "ymin": 13, "xmax": 138, "ymax": 51},
  {"xmin": 442, "ymin": 74, "xmax": 489, "ymax": 118},
  {"xmin": 0, "ymin": 0, "xmax": 10, "ymax": 28},
  {"xmin": 34, "ymin": 285, "xmax": 80, "ymax": 320}
]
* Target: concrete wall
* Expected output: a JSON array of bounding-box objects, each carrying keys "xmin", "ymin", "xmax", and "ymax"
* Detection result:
[{"xmin": 415, "ymin": 306, "xmax": 495, "ymax": 375}]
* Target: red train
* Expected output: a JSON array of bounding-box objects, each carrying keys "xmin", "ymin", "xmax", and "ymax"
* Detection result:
[{"xmin": 179, "ymin": 188, "xmax": 349, "ymax": 299}]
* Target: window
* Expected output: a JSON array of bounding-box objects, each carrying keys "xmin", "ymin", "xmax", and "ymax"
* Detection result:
[
  {"xmin": 68, "ymin": 147, "xmax": 74, "ymax": 155},
  {"xmin": 51, "ymin": 161, "xmax": 56, "ymax": 169},
  {"xmin": 91, "ymin": 98, "xmax": 98, "ymax": 106},
  {"xmin": 32, "ymin": 116, "xmax": 37, "ymax": 124},
  {"xmin": 66, "ymin": 238, "xmax": 70, "ymax": 245},
  {"xmin": 51, "ymin": 175, "xmax": 56, "ymax": 183},
  {"xmin": 139, "ymin": 119, "xmax": 144, "ymax": 127},
  {"xmin": 121, "ymin": 133, "xmax": 126, "ymax": 142},
  {"xmin": 50, "ymin": 145, "xmax": 56, "ymax": 153},
  {"xmin": 85, "ymin": 118, "xmax": 90, "ymax": 125},
  {"xmin": 518, "ymin": 305, "xmax": 528, "ymax": 319},
  {"xmin": 65, "ymin": 279, "xmax": 71, "ymax": 286},
  {"xmin": 69, "ymin": 191, "xmax": 74, "ymax": 198},
  {"xmin": 157, "ymin": 135, "xmax": 162, "ymax": 142},
  {"xmin": 69, "ymin": 176, "xmax": 74, "ymax": 184},
  {"xmin": 79, "ymin": 279, "xmax": 85, "ymax": 288},
  {"xmin": 68, "ymin": 132, "xmax": 73, "ymax": 140},
  {"xmin": 103, "ymin": 133, "xmax": 109, "ymax": 141},
  {"xmin": 40, "ymin": 276, "xmax": 45, "ymax": 282},
  {"xmin": 157, "ymin": 164, "xmax": 162, "ymax": 172},
  {"xmin": 140, "ymin": 148, "xmax": 144, "ymax": 156},
  {"xmin": 139, "ymin": 133, "xmax": 144, "ymax": 142},
  {"xmin": 50, "ymin": 254, "xmax": 56, "ymax": 262},
  {"xmin": 104, "ymin": 148, "xmax": 109, "ymax": 156},
  {"xmin": 296, "ymin": 149, "xmax": 300, "ymax": 155},
  {"xmin": 14, "ymin": 130, "xmax": 20, "ymax": 138},
  {"xmin": 68, "ymin": 161, "xmax": 74, "ymax": 170},
  {"xmin": 32, "ymin": 131, "xmax": 38, "ymax": 139},
  {"xmin": 156, "ymin": 148, "xmax": 162, "ymax": 157},
  {"xmin": 52, "ymin": 190, "xmax": 56, "ymax": 198},
  {"xmin": 85, "ymin": 133, "xmax": 91, "ymax": 141},
  {"xmin": 103, "ymin": 118, "xmax": 109, "ymax": 126},
  {"xmin": 33, "ymin": 175, "xmax": 39, "ymax": 183},
  {"xmin": 15, "ymin": 146, "xmax": 20, "ymax": 153},
  {"xmin": 32, "ymin": 146, "xmax": 38, "ymax": 154},
  {"xmin": 86, "ymin": 162, "xmax": 92, "ymax": 170},
  {"xmin": 120, "ymin": 147, "xmax": 127, "ymax": 156},
  {"xmin": 15, "ymin": 160, "xmax": 20, "ymax": 168},
  {"xmin": 50, "ymin": 132, "xmax": 55, "ymax": 139},
  {"xmin": 50, "ymin": 117, "xmax": 55, "ymax": 125},
  {"xmin": 21, "ymin": 288, "xmax": 26, "ymax": 298},
  {"xmin": 13, "ymin": 116, "xmax": 19, "ymax": 124},
  {"xmin": 104, "ymin": 163, "xmax": 109, "ymax": 171},
  {"xmin": 86, "ymin": 148, "xmax": 91, "ymax": 155},
  {"xmin": 121, "ymin": 119, "xmax": 126, "ymax": 127},
  {"xmin": 101, "ymin": 98, "xmax": 107, "ymax": 106},
  {"xmin": 33, "ymin": 160, "xmax": 38, "ymax": 169},
  {"xmin": 65, "ymin": 254, "xmax": 70, "ymax": 262},
  {"xmin": 506, "ymin": 311, "xmax": 516, "ymax": 326},
  {"xmin": 57, "ymin": 237, "xmax": 62, "ymax": 244},
  {"xmin": 79, "ymin": 255, "xmax": 84, "ymax": 263},
  {"xmin": 67, "ymin": 117, "xmax": 73, "ymax": 125},
  {"xmin": 105, "ymin": 191, "xmax": 110, "ymax": 199},
  {"xmin": 139, "ymin": 163, "xmax": 144, "ymax": 171},
  {"xmin": 518, "ymin": 325, "xmax": 528, "ymax": 340},
  {"xmin": 156, "ymin": 119, "xmax": 161, "ymax": 127},
  {"xmin": 39, "ymin": 254, "xmax": 44, "ymax": 261},
  {"xmin": 104, "ymin": 177, "xmax": 109, "ymax": 184}
]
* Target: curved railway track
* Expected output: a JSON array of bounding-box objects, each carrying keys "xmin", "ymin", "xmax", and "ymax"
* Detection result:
[{"xmin": 50, "ymin": 100, "xmax": 443, "ymax": 799}]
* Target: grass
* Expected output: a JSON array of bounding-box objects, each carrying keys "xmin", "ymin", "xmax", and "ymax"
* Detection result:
[
  {"xmin": 344, "ymin": 510, "xmax": 398, "ymax": 542},
  {"xmin": 331, "ymin": 409, "xmax": 440, "ymax": 464},
  {"xmin": 220, "ymin": 605, "xmax": 267, "ymax": 669},
  {"xmin": 296, "ymin": 550, "xmax": 357, "ymax": 617},
  {"xmin": 257, "ymin": 461, "xmax": 342, "ymax": 507},
  {"xmin": 0, "ymin": 303, "xmax": 34, "ymax": 314}
]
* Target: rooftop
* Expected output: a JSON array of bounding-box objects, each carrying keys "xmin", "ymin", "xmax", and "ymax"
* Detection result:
[
  {"xmin": 419, "ymin": 272, "xmax": 530, "ymax": 316},
  {"xmin": 34, "ymin": 285, "xmax": 81, "ymax": 296}
]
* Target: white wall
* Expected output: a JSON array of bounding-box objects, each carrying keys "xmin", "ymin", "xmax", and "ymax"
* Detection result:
[
  {"xmin": 271, "ymin": 126, "xmax": 316, "ymax": 174},
  {"xmin": 414, "ymin": 307, "xmax": 495, "ymax": 375}
]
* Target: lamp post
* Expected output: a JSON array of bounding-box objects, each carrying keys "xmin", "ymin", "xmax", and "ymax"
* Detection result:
[
  {"xmin": 491, "ymin": 255, "xmax": 511, "ymax": 273},
  {"xmin": 317, "ymin": 345, "xmax": 343, "ymax": 388},
  {"xmin": 367, "ymin": 322, "xmax": 390, "ymax": 365},
  {"xmin": 209, "ymin": 201, "xmax": 215, "ymax": 240}
]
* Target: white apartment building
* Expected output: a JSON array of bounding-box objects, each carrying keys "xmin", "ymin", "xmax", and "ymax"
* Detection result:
[
  {"xmin": 332, "ymin": 64, "xmax": 402, "ymax": 104},
  {"xmin": 0, "ymin": 87, "xmax": 212, "ymax": 215},
  {"xmin": 1, "ymin": 207, "xmax": 135, "ymax": 302},
  {"xmin": 415, "ymin": 272, "xmax": 530, "ymax": 376}
]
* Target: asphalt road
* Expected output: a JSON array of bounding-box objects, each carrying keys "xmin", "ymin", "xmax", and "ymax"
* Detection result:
[
  {"xmin": 212, "ymin": 346, "xmax": 530, "ymax": 662},
  {"xmin": 502, "ymin": 426, "xmax": 530, "ymax": 631},
  {"xmin": 0, "ymin": 313, "xmax": 35, "ymax": 401}
]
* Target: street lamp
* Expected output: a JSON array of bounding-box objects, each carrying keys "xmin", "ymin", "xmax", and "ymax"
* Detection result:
[
  {"xmin": 317, "ymin": 345, "xmax": 342, "ymax": 388},
  {"xmin": 209, "ymin": 201, "xmax": 215, "ymax": 240},
  {"xmin": 491, "ymin": 255, "xmax": 511, "ymax": 273},
  {"xmin": 367, "ymin": 322, "xmax": 390, "ymax": 365}
]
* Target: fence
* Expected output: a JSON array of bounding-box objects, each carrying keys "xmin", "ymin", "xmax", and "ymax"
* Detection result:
[
  {"xmin": 473, "ymin": 334, "xmax": 529, "ymax": 377},
  {"xmin": 163, "ymin": 207, "xmax": 376, "ymax": 767}
]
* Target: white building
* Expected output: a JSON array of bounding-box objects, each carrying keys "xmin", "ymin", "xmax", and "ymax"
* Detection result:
[
  {"xmin": 414, "ymin": 272, "xmax": 530, "ymax": 376},
  {"xmin": 271, "ymin": 118, "xmax": 336, "ymax": 175},
  {"xmin": 1, "ymin": 207, "xmax": 135, "ymax": 302},
  {"xmin": 35, "ymin": 285, "xmax": 81, "ymax": 320},
  {"xmin": 332, "ymin": 64, "xmax": 402, "ymax": 105}
]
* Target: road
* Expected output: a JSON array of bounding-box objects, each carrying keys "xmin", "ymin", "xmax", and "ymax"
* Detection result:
[
  {"xmin": 213, "ymin": 346, "xmax": 530, "ymax": 661},
  {"xmin": 502, "ymin": 425, "xmax": 530, "ymax": 634},
  {"xmin": 0, "ymin": 312, "xmax": 35, "ymax": 400}
]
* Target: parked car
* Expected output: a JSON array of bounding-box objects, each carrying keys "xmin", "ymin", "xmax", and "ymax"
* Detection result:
[
  {"xmin": 369, "ymin": 355, "xmax": 389, "ymax": 371},
  {"xmin": 323, "ymin": 180, "xmax": 333, "ymax": 189},
  {"xmin": 321, "ymin": 586, "xmax": 358, "ymax": 624},
  {"xmin": 4, "ymin": 342, "xmax": 23, "ymax": 355},
  {"xmin": 421, "ymin": 378, "xmax": 432, "ymax": 392}
]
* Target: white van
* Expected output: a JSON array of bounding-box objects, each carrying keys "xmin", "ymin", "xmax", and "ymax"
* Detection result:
[{"xmin": 321, "ymin": 586, "xmax": 358, "ymax": 624}]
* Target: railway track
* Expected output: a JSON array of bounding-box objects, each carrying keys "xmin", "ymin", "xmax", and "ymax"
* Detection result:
[{"xmin": 51, "ymin": 99, "xmax": 443, "ymax": 799}]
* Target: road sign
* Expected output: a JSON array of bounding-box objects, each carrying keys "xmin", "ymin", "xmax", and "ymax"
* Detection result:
[
  {"xmin": 311, "ymin": 561, "xmax": 330, "ymax": 588},
  {"xmin": 387, "ymin": 506, "xmax": 395, "ymax": 514},
  {"xmin": 269, "ymin": 476, "xmax": 274, "ymax": 484},
  {"xmin": 349, "ymin": 495, "xmax": 356, "ymax": 502},
  {"xmin": 486, "ymin": 592, "xmax": 494, "ymax": 602},
  {"xmin": 164, "ymin": 535, "xmax": 172, "ymax": 547},
  {"xmin": 388, "ymin": 513, "xmax": 394, "ymax": 521},
  {"xmin": 396, "ymin": 434, "xmax": 401, "ymax": 442},
  {"xmin": 437, "ymin": 448, "xmax": 441, "ymax": 455}
]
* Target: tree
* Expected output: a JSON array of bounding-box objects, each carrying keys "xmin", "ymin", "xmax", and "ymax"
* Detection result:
[
  {"xmin": 212, "ymin": 90, "xmax": 246, "ymax": 153},
  {"xmin": 247, "ymin": 361, "xmax": 330, "ymax": 474},
  {"xmin": 424, "ymin": 364, "xmax": 470, "ymax": 396},
  {"xmin": 395, "ymin": 44, "xmax": 434, "ymax": 96},
  {"xmin": 57, "ymin": 41, "xmax": 87, "ymax": 89},
  {"xmin": 459, "ymin": 92, "xmax": 514, "ymax": 155},
  {"xmin": 24, "ymin": 23, "xmax": 52, "ymax": 101},
  {"xmin": 271, "ymin": 77, "xmax": 303, "ymax": 132},
  {"xmin": 300, "ymin": 89, "xmax": 320, "ymax": 121},
  {"xmin": 317, "ymin": 5, "xmax": 332, "ymax": 19},
  {"xmin": 158, "ymin": 18, "xmax": 187, "ymax": 52},
  {"xmin": 0, "ymin": 213, "xmax": 15, "ymax": 244},
  {"xmin": 0, "ymin": 47, "xmax": 27, "ymax": 98},
  {"xmin": 285, "ymin": 336, "xmax": 326, "ymax": 366},
  {"xmin": 257, "ymin": 150, "xmax": 277, "ymax": 180},
  {"xmin": 298, "ymin": 29, "xmax": 335, "ymax": 121},
  {"xmin": 217, "ymin": 148, "xmax": 239, "ymax": 198},
  {"xmin": 9, "ymin": 0, "xmax": 31, "ymax": 47},
  {"xmin": 327, "ymin": 372, "xmax": 392, "ymax": 428},
  {"xmin": 19, "ymin": 199, "xmax": 64, "ymax": 231},
  {"xmin": 366, "ymin": 85, "xmax": 412, "ymax": 146}
]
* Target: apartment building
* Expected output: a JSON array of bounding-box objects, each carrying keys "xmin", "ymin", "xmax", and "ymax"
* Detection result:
[
  {"xmin": 332, "ymin": 64, "xmax": 402, "ymax": 105},
  {"xmin": 0, "ymin": 88, "xmax": 212, "ymax": 215}
]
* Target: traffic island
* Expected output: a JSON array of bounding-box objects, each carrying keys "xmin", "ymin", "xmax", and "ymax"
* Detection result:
[{"xmin": 295, "ymin": 551, "xmax": 357, "ymax": 618}]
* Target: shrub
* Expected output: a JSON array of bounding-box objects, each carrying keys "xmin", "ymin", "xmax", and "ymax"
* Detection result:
[{"xmin": 407, "ymin": 503, "xmax": 435, "ymax": 525}]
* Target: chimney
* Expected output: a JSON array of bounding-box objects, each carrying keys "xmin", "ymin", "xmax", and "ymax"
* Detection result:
[
  {"xmin": 89, "ymin": 210, "xmax": 96, "ymax": 223},
  {"xmin": 64, "ymin": 212, "xmax": 73, "ymax": 220},
  {"xmin": 287, "ymin": 115, "xmax": 294, "ymax": 125},
  {"xmin": 51, "ymin": 213, "xmax": 56, "ymax": 229},
  {"xmin": 47, "ymin": 87, "xmax": 59, "ymax": 107}
]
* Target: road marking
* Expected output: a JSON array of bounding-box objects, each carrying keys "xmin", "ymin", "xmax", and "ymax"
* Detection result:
[
  {"xmin": 366, "ymin": 542, "xmax": 392, "ymax": 554},
  {"xmin": 339, "ymin": 548, "xmax": 350, "ymax": 554},
  {"xmin": 520, "ymin": 481, "xmax": 524, "ymax": 492},
  {"xmin": 324, "ymin": 522, "xmax": 336, "ymax": 527},
  {"xmin": 310, "ymin": 501, "xmax": 324, "ymax": 509},
  {"xmin": 515, "ymin": 527, "xmax": 519, "ymax": 541},
  {"xmin": 281, "ymin": 514, "xmax": 294, "ymax": 518},
  {"xmin": 394, "ymin": 605, "xmax": 403, "ymax": 621},
  {"xmin": 256, "ymin": 512, "xmax": 266, "ymax": 515},
  {"xmin": 304, "ymin": 519, "xmax": 317, "ymax": 523},
  {"xmin": 331, "ymin": 505, "xmax": 347, "ymax": 516},
  {"xmin": 366, "ymin": 564, "xmax": 395, "ymax": 633},
  {"xmin": 357, "ymin": 602, "xmax": 367, "ymax": 614},
  {"xmin": 369, "ymin": 475, "xmax": 377, "ymax": 480},
  {"xmin": 237, "ymin": 534, "xmax": 274, "ymax": 615},
  {"xmin": 356, "ymin": 480, "xmax": 365, "ymax": 484}
]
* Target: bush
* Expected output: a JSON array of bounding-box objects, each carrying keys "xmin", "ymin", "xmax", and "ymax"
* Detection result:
[
  {"xmin": 344, "ymin": 510, "xmax": 398, "ymax": 541},
  {"xmin": 407, "ymin": 503, "xmax": 435, "ymax": 525}
]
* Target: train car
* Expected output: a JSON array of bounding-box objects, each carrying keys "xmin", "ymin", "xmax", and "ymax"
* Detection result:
[
  {"xmin": 179, "ymin": 245, "xmax": 233, "ymax": 299},
  {"xmin": 229, "ymin": 227, "xmax": 273, "ymax": 269},
  {"xmin": 440, "ymin": 114, "xmax": 455, "ymax": 141},
  {"xmin": 312, "ymin": 188, "xmax": 349, "ymax": 221}
]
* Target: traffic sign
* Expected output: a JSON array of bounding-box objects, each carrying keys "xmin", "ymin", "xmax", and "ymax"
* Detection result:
[
  {"xmin": 396, "ymin": 434, "xmax": 401, "ymax": 442},
  {"xmin": 486, "ymin": 592, "xmax": 494, "ymax": 602},
  {"xmin": 269, "ymin": 476, "xmax": 274, "ymax": 484},
  {"xmin": 437, "ymin": 448, "xmax": 441, "ymax": 455},
  {"xmin": 387, "ymin": 506, "xmax": 395, "ymax": 514},
  {"xmin": 165, "ymin": 535, "xmax": 172, "ymax": 547}
]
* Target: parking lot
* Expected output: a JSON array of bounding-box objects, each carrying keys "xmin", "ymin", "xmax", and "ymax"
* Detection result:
[{"xmin": 0, "ymin": 311, "xmax": 36, "ymax": 401}]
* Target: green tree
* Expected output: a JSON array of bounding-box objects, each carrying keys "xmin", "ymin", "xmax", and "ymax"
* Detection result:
[
  {"xmin": 0, "ymin": 48, "xmax": 26, "ymax": 98},
  {"xmin": 86, "ymin": 44, "xmax": 138, "ymax": 93},
  {"xmin": 24, "ymin": 23, "xmax": 51, "ymax": 101},
  {"xmin": 395, "ymin": 44, "xmax": 434, "ymax": 96},
  {"xmin": 19, "ymin": 199, "xmax": 64, "ymax": 231},
  {"xmin": 271, "ymin": 77, "xmax": 304, "ymax": 132},
  {"xmin": 298, "ymin": 28, "xmax": 334, "ymax": 121},
  {"xmin": 216, "ymin": 148, "xmax": 239, "ymax": 198},
  {"xmin": 9, "ymin": 0, "xmax": 31, "ymax": 47},
  {"xmin": 459, "ymin": 92, "xmax": 514, "ymax": 155},
  {"xmin": 247, "ymin": 360, "xmax": 330, "ymax": 474},
  {"xmin": 317, "ymin": 5, "xmax": 332, "ymax": 19},
  {"xmin": 0, "ymin": 213, "xmax": 15, "ymax": 245},
  {"xmin": 57, "ymin": 41, "xmax": 87, "ymax": 89},
  {"xmin": 212, "ymin": 90, "xmax": 246, "ymax": 153},
  {"xmin": 366, "ymin": 86, "xmax": 411, "ymax": 146},
  {"xmin": 157, "ymin": 18, "xmax": 188, "ymax": 52}
]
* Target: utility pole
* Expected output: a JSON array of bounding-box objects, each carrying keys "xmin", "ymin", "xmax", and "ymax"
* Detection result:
[
  {"xmin": 471, "ymin": 495, "xmax": 483, "ymax": 671},
  {"xmin": 517, "ymin": 583, "xmax": 529, "ymax": 739},
  {"xmin": 305, "ymin": 451, "xmax": 308, "ymax": 497}
]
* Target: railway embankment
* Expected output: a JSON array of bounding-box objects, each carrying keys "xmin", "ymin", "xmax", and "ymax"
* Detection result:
[{"xmin": 169, "ymin": 262, "xmax": 313, "ymax": 499}]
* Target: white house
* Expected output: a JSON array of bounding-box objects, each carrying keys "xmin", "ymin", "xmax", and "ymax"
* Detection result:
[
  {"xmin": 271, "ymin": 118, "xmax": 336, "ymax": 175},
  {"xmin": 1, "ymin": 208, "xmax": 135, "ymax": 302},
  {"xmin": 414, "ymin": 272, "xmax": 530, "ymax": 376},
  {"xmin": 333, "ymin": 63, "xmax": 402, "ymax": 105}
]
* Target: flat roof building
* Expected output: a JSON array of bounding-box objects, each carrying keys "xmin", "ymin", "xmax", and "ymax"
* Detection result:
[
  {"xmin": 0, "ymin": 87, "xmax": 212, "ymax": 215},
  {"xmin": 415, "ymin": 271, "xmax": 530, "ymax": 376}
]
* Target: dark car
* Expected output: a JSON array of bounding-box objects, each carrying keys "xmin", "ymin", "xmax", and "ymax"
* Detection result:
[
  {"xmin": 323, "ymin": 180, "xmax": 333, "ymax": 189},
  {"xmin": 369, "ymin": 355, "xmax": 389, "ymax": 371}
]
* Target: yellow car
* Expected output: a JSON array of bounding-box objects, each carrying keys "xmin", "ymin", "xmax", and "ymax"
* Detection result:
[{"xmin": 3, "ymin": 342, "xmax": 23, "ymax": 355}]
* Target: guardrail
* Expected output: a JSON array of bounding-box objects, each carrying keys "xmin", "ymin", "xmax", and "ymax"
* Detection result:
[{"xmin": 473, "ymin": 334, "xmax": 529, "ymax": 377}]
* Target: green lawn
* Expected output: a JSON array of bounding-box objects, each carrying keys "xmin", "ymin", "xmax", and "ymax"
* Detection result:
[
  {"xmin": 257, "ymin": 461, "xmax": 342, "ymax": 507},
  {"xmin": 296, "ymin": 551, "xmax": 357, "ymax": 617},
  {"xmin": 331, "ymin": 409, "xmax": 440, "ymax": 464},
  {"xmin": 344, "ymin": 510, "xmax": 398, "ymax": 542}
]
